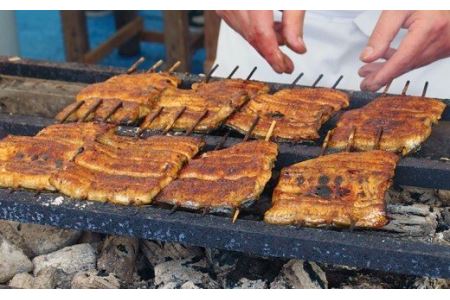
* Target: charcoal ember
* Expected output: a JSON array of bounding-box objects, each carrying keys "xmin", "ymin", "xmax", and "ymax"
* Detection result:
[
  {"xmin": 441, "ymin": 207, "xmax": 450, "ymax": 226},
  {"xmin": 97, "ymin": 236, "xmax": 139, "ymax": 284},
  {"xmin": 8, "ymin": 273, "xmax": 34, "ymax": 289},
  {"xmin": 154, "ymin": 256, "xmax": 220, "ymax": 289},
  {"xmin": 180, "ymin": 281, "xmax": 200, "ymax": 289},
  {"xmin": 32, "ymin": 243, "xmax": 96, "ymax": 288},
  {"xmin": 437, "ymin": 189, "xmax": 450, "ymax": 206},
  {"xmin": 32, "ymin": 267, "xmax": 57, "ymax": 289},
  {"xmin": 205, "ymin": 248, "xmax": 240, "ymax": 278},
  {"xmin": 399, "ymin": 186, "xmax": 441, "ymax": 206},
  {"xmin": 270, "ymin": 260, "xmax": 327, "ymax": 289},
  {"xmin": 434, "ymin": 229, "xmax": 450, "ymax": 245},
  {"xmin": 412, "ymin": 277, "xmax": 450, "ymax": 289},
  {"xmin": 384, "ymin": 204, "xmax": 438, "ymax": 236},
  {"xmin": 78, "ymin": 231, "xmax": 104, "ymax": 253},
  {"xmin": 0, "ymin": 234, "xmax": 33, "ymax": 283},
  {"xmin": 141, "ymin": 240, "xmax": 203, "ymax": 267},
  {"xmin": 8, "ymin": 267, "xmax": 57, "ymax": 289},
  {"xmin": 340, "ymin": 274, "xmax": 394, "ymax": 289},
  {"xmin": 0, "ymin": 220, "xmax": 82, "ymax": 257},
  {"xmin": 232, "ymin": 278, "xmax": 268, "ymax": 289},
  {"xmin": 71, "ymin": 270, "xmax": 120, "ymax": 289}
]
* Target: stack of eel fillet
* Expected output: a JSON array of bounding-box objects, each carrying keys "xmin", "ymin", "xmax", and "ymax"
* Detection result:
[
  {"xmin": 55, "ymin": 72, "xmax": 180, "ymax": 125},
  {"xmin": 226, "ymin": 87, "xmax": 349, "ymax": 141},
  {"xmin": 141, "ymin": 79, "xmax": 270, "ymax": 133},
  {"xmin": 50, "ymin": 130, "xmax": 204, "ymax": 205},
  {"xmin": 0, "ymin": 122, "xmax": 112, "ymax": 191},
  {"xmin": 328, "ymin": 95, "xmax": 446, "ymax": 155},
  {"xmin": 264, "ymin": 150, "xmax": 399, "ymax": 228},
  {"xmin": 156, "ymin": 140, "xmax": 278, "ymax": 213}
]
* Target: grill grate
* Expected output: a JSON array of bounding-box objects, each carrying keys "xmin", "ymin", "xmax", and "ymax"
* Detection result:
[{"xmin": 0, "ymin": 56, "xmax": 449, "ymax": 278}]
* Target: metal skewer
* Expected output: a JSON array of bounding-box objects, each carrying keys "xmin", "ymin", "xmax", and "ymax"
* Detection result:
[
  {"xmin": 58, "ymin": 100, "xmax": 85, "ymax": 124},
  {"xmin": 101, "ymin": 101, "xmax": 123, "ymax": 122},
  {"xmin": 243, "ymin": 115, "xmax": 260, "ymax": 142},
  {"xmin": 422, "ymin": 81, "xmax": 429, "ymax": 97},
  {"xmin": 332, "ymin": 75, "xmax": 344, "ymax": 89},
  {"xmin": 78, "ymin": 99, "xmax": 103, "ymax": 122},
  {"xmin": 163, "ymin": 106, "xmax": 186, "ymax": 134},
  {"xmin": 227, "ymin": 66, "xmax": 239, "ymax": 79},
  {"xmin": 401, "ymin": 80, "xmax": 410, "ymax": 96},
  {"xmin": 167, "ymin": 61, "xmax": 181, "ymax": 73},
  {"xmin": 246, "ymin": 67, "xmax": 257, "ymax": 80},
  {"xmin": 312, "ymin": 74, "xmax": 324, "ymax": 88},
  {"xmin": 126, "ymin": 57, "xmax": 145, "ymax": 74},
  {"xmin": 147, "ymin": 59, "xmax": 164, "ymax": 73},
  {"xmin": 186, "ymin": 110, "xmax": 208, "ymax": 136},
  {"xmin": 290, "ymin": 73, "xmax": 304, "ymax": 88},
  {"xmin": 205, "ymin": 64, "xmax": 219, "ymax": 83}
]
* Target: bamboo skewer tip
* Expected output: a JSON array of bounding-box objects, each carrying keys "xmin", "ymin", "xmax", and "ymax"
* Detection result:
[
  {"xmin": 148, "ymin": 59, "xmax": 164, "ymax": 73},
  {"xmin": 126, "ymin": 56, "xmax": 146, "ymax": 74},
  {"xmin": 167, "ymin": 61, "xmax": 181, "ymax": 73},
  {"xmin": 232, "ymin": 208, "xmax": 240, "ymax": 223},
  {"xmin": 265, "ymin": 120, "xmax": 277, "ymax": 142}
]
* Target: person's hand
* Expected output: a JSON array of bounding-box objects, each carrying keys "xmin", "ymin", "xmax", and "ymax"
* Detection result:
[
  {"xmin": 216, "ymin": 10, "xmax": 306, "ymax": 74},
  {"xmin": 359, "ymin": 10, "xmax": 450, "ymax": 92}
]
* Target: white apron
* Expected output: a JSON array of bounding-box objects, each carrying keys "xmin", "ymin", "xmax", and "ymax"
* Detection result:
[{"xmin": 214, "ymin": 10, "xmax": 450, "ymax": 98}]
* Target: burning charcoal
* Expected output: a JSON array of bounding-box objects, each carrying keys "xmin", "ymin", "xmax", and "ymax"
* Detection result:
[
  {"xmin": 32, "ymin": 243, "xmax": 96, "ymax": 288},
  {"xmin": 384, "ymin": 204, "xmax": 438, "ymax": 236},
  {"xmin": 437, "ymin": 189, "xmax": 450, "ymax": 206},
  {"xmin": 71, "ymin": 270, "xmax": 120, "ymax": 289},
  {"xmin": 412, "ymin": 277, "xmax": 450, "ymax": 289},
  {"xmin": 141, "ymin": 240, "xmax": 204, "ymax": 267},
  {"xmin": 0, "ymin": 220, "xmax": 82, "ymax": 258},
  {"xmin": 400, "ymin": 186, "xmax": 441, "ymax": 206},
  {"xmin": 0, "ymin": 235, "xmax": 33, "ymax": 283},
  {"xmin": 232, "ymin": 278, "xmax": 268, "ymax": 289},
  {"xmin": 270, "ymin": 260, "xmax": 327, "ymax": 289},
  {"xmin": 205, "ymin": 248, "xmax": 240, "ymax": 279},
  {"xmin": 8, "ymin": 273, "xmax": 34, "ymax": 289},
  {"xmin": 97, "ymin": 236, "xmax": 139, "ymax": 284},
  {"xmin": 154, "ymin": 256, "xmax": 220, "ymax": 289}
]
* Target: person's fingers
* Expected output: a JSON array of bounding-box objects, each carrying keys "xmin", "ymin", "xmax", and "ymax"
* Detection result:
[
  {"xmin": 360, "ymin": 11, "xmax": 408, "ymax": 63},
  {"xmin": 361, "ymin": 24, "xmax": 431, "ymax": 91},
  {"xmin": 274, "ymin": 22, "xmax": 286, "ymax": 45},
  {"xmin": 358, "ymin": 62, "xmax": 385, "ymax": 77},
  {"xmin": 281, "ymin": 10, "xmax": 307, "ymax": 54}
]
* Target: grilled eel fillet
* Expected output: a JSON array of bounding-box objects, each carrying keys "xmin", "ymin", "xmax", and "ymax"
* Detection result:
[
  {"xmin": 328, "ymin": 96, "xmax": 446, "ymax": 155},
  {"xmin": 142, "ymin": 79, "xmax": 270, "ymax": 133},
  {"xmin": 156, "ymin": 140, "xmax": 278, "ymax": 212},
  {"xmin": 0, "ymin": 136, "xmax": 81, "ymax": 191},
  {"xmin": 0, "ymin": 123, "xmax": 111, "ymax": 190},
  {"xmin": 226, "ymin": 87, "xmax": 350, "ymax": 141},
  {"xmin": 191, "ymin": 78, "xmax": 270, "ymax": 101},
  {"xmin": 264, "ymin": 150, "xmax": 399, "ymax": 228},
  {"xmin": 55, "ymin": 72, "xmax": 180, "ymax": 124},
  {"xmin": 50, "ymin": 134, "xmax": 204, "ymax": 205},
  {"xmin": 37, "ymin": 122, "xmax": 113, "ymax": 146}
]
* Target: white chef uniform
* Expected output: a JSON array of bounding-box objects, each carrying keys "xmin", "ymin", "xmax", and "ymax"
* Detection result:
[{"xmin": 214, "ymin": 10, "xmax": 450, "ymax": 98}]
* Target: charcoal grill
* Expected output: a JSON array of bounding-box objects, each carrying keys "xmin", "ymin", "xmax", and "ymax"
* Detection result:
[{"xmin": 0, "ymin": 56, "xmax": 449, "ymax": 278}]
